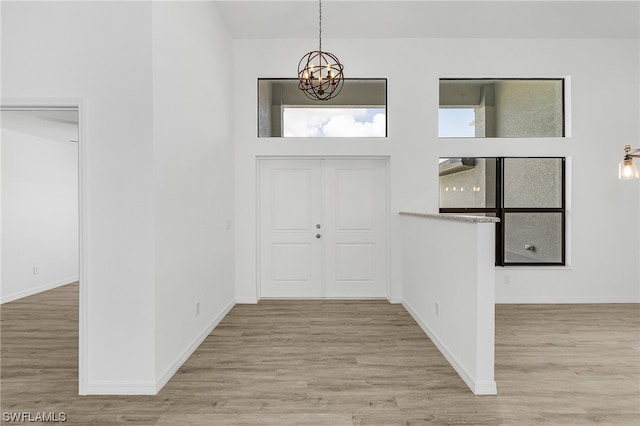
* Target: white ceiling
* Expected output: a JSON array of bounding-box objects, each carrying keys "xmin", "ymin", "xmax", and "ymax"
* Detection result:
[
  {"xmin": 1, "ymin": 109, "xmax": 79, "ymax": 143},
  {"xmin": 215, "ymin": 0, "xmax": 640, "ymax": 40}
]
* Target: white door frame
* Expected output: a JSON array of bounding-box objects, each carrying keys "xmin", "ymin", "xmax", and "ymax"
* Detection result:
[
  {"xmin": 256, "ymin": 155, "xmax": 390, "ymax": 300},
  {"xmin": 1, "ymin": 98, "xmax": 87, "ymax": 394}
]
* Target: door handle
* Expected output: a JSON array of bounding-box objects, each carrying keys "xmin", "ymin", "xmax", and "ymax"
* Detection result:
[
  {"xmin": 316, "ymin": 234, "xmax": 321, "ymax": 239},
  {"xmin": 316, "ymin": 224, "xmax": 321, "ymax": 229}
]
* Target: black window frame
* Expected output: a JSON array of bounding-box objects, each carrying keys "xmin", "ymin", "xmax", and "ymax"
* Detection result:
[
  {"xmin": 438, "ymin": 78, "xmax": 566, "ymax": 139},
  {"xmin": 440, "ymin": 157, "xmax": 566, "ymax": 267}
]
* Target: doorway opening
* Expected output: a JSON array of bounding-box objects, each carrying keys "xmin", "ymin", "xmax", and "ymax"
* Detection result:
[{"xmin": 0, "ymin": 104, "xmax": 82, "ymax": 389}]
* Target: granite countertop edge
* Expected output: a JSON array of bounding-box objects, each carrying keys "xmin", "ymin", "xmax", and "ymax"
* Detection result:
[{"xmin": 399, "ymin": 211, "xmax": 501, "ymax": 223}]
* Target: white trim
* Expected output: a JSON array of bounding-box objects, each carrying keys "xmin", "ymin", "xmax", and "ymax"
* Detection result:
[
  {"xmin": 154, "ymin": 299, "xmax": 236, "ymax": 393},
  {"xmin": 255, "ymin": 157, "xmax": 262, "ymax": 301},
  {"xmin": 474, "ymin": 380, "xmax": 499, "ymax": 395},
  {"xmin": 402, "ymin": 300, "xmax": 497, "ymax": 396},
  {"xmin": 83, "ymin": 380, "xmax": 157, "ymax": 396},
  {"xmin": 497, "ymin": 266, "xmax": 573, "ymax": 271},
  {"xmin": 1, "ymin": 98, "xmax": 87, "ymax": 395},
  {"xmin": 260, "ymin": 297, "xmax": 387, "ymax": 301},
  {"xmin": 385, "ymin": 157, "xmax": 393, "ymax": 302},
  {"xmin": 236, "ymin": 297, "xmax": 259, "ymax": 304},
  {"xmin": 0, "ymin": 277, "xmax": 79, "ymax": 304},
  {"xmin": 496, "ymin": 297, "xmax": 640, "ymax": 304},
  {"xmin": 77, "ymin": 100, "xmax": 89, "ymax": 396}
]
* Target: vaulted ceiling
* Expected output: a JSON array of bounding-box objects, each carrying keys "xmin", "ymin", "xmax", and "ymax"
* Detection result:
[{"xmin": 215, "ymin": 0, "xmax": 640, "ymax": 40}]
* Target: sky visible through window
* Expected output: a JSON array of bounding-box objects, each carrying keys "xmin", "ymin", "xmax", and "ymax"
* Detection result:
[
  {"xmin": 283, "ymin": 108, "xmax": 386, "ymax": 137},
  {"xmin": 439, "ymin": 108, "xmax": 475, "ymax": 137}
]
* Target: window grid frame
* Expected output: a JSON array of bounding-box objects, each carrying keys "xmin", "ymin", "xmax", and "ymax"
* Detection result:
[{"xmin": 440, "ymin": 157, "xmax": 566, "ymax": 267}]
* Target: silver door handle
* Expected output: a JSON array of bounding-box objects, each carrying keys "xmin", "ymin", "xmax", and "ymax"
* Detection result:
[{"xmin": 316, "ymin": 234, "xmax": 321, "ymax": 239}]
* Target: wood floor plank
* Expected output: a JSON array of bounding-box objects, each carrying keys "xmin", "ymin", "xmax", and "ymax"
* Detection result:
[{"xmin": 1, "ymin": 283, "xmax": 638, "ymax": 425}]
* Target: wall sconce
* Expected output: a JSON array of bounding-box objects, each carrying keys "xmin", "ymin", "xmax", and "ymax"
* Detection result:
[{"xmin": 619, "ymin": 145, "xmax": 640, "ymax": 179}]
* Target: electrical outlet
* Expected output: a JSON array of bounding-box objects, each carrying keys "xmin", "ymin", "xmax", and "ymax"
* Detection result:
[
  {"xmin": 33, "ymin": 266, "xmax": 39, "ymax": 275},
  {"xmin": 195, "ymin": 301, "xmax": 200, "ymax": 316},
  {"xmin": 435, "ymin": 301, "xmax": 440, "ymax": 316}
]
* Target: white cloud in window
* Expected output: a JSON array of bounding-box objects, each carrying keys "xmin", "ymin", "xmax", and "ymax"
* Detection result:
[{"xmin": 283, "ymin": 108, "xmax": 385, "ymax": 137}]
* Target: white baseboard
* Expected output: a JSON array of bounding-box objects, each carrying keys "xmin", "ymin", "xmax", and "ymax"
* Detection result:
[
  {"xmin": 82, "ymin": 380, "xmax": 157, "ymax": 395},
  {"xmin": 402, "ymin": 300, "xmax": 497, "ymax": 396},
  {"xmin": 387, "ymin": 297, "xmax": 403, "ymax": 304},
  {"xmin": 236, "ymin": 297, "xmax": 258, "ymax": 304},
  {"xmin": 496, "ymin": 297, "xmax": 640, "ymax": 304},
  {"xmin": 473, "ymin": 380, "xmax": 499, "ymax": 395},
  {"xmin": 154, "ymin": 299, "xmax": 236, "ymax": 393},
  {"xmin": 1, "ymin": 276, "xmax": 79, "ymax": 304}
]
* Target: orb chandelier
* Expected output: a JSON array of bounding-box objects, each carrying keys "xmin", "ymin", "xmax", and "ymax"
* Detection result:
[{"xmin": 297, "ymin": 0, "xmax": 344, "ymax": 101}]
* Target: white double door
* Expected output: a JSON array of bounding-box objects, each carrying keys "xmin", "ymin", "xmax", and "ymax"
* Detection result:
[{"xmin": 259, "ymin": 158, "xmax": 387, "ymax": 298}]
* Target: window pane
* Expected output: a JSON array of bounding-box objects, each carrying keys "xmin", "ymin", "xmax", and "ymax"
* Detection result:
[
  {"xmin": 438, "ymin": 108, "xmax": 475, "ymax": 137},
  {"xmin": 258, "ymin": 79, "xmax": 387, "ymax": 137},
  {"xmin": 503, "ymin": 158, "xmax": 563, "ymax": 208},
  {"xmin": 283, "ymin": 108, "xmax": 386, "ymax": 137},
  {"xmin": 504, "ymin": 212, "xmax": 563, "ymax": 263},
  {"xmin": 439, "ymin": 158, "xmax": 496, "ymax": 208},
  {"xmin": 439, "ymin": 79, "xmax": 564, "ymax": 138}
]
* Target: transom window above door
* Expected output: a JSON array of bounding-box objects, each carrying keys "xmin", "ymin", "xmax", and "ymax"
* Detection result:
[{"xmin": 258, "ymin": 78, "xmax": 387, "ymax": 138}]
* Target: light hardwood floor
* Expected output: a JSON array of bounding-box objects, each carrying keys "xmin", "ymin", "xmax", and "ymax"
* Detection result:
[{"xmin": 1, "ymin": 283, "xmax": 638, "ymax": 425}]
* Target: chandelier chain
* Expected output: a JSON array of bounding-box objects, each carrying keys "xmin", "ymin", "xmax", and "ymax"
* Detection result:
[{"xmin": 319, "ymin": 0, "xmax": 322, "ymax": 53}]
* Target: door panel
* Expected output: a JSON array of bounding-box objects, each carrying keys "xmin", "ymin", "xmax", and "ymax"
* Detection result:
[
  {"xmin": 272, "ymin": 169, "xmax": 312, "ymax": 230},
  {"xmin": 334, "ymin": 168, "xmax": 376, "ymax": 230},
  {"xmin": 259, "ymin": 158, "xmax": 387, "ymax": 298},
  {"xmin": 272, "ymin": 243, "xmax": 311, "ymax": 281},
  {"xmin": 335, "ymin": 243, "xmax": 375, "ymax": 281},
  {"xmin": 259, "ymin": 160, "xmax": 322, "ymax": 297},
  {"xmin": 324, "ymin": 159, "xmax": 387, "ymax": 298}
]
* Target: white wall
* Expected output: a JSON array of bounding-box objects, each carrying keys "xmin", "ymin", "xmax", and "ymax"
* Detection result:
[
  {"xmin": 1, "ymin": 128, "xmax": 78, "ymax": 303},
  {"xmin": 401, "ymin": 214, "xmax": 496, "ymax": 395},
  {"xmin": 152, "ymin": 1, "xmax": 235, "ymax": 388},
  {"xmin": 233, "ymin": 37, "xmax": 640, "ymax": 304},
  {"xmin": 2, "ymin": 1, "xmax": 236, "ymax": 394},
  {"xmin": 2, "ymin": 1, "xmax": 153, "ymax": 394}
]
